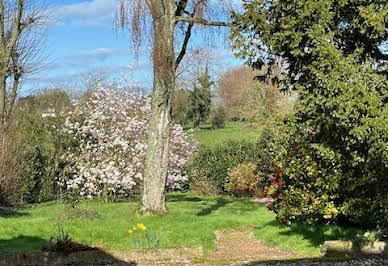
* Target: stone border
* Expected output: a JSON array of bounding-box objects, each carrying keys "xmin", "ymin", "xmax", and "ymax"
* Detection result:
[
  {"xmin": 320, "ymin": 240, "xmax": 386, "ymax": 257},
  {"xmin": 0, "ymin": 247, "xmax": 203, "ymax": 266}
]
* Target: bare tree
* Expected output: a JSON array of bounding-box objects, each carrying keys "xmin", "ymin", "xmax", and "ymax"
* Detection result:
[
  {"xmin": 117, "ymin": 0, "xmax": 231, "ymax": 214},
  {"xmin": 175, "ymin": 48, "xmax": 220, "ymax": 90},
  {"xmin": 0, "ymin": 0, "xmax": 48, "ymax": 128}
]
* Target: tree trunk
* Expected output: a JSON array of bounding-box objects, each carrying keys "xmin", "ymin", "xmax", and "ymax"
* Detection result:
[{"xmin": 140, "ymin": 0, "xmax": 176, "ymax": 214}]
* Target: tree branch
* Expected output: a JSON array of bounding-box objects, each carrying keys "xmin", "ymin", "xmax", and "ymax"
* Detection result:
[
  {"xmin": 0, "ymin": 1, "xmax": 5, "ymax": 52},
  {"xmin": 175, "ymin": 0, "xmax": 188, "ymax": 17},
  {"xmin": 176, "ymin": 22, "xmax": 193, "ymax": 69},
  {"xmin": 5, "ymin": 76, "xmax": 20, "ymax": 122},
  {"xmin": 175, "ymin": 16, "xmax": 231, "ymax": 27},
  {"xmin": 7, "ymin": 0, "xmax": 24, "ymax": 59}
]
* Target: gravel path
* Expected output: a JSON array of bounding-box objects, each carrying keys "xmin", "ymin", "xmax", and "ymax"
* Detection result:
[
  {"xmin": 66, "ymin": 255, "xmax": 385, "ymax": 265},
  {"xmin": 240, "ymin": 255, "xmax": 385, "ymax": 266}
]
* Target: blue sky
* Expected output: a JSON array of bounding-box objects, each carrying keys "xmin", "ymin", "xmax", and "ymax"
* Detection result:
[{"xmin": 25, "ymin": 0, "xmax": 243, "ymax": 94}]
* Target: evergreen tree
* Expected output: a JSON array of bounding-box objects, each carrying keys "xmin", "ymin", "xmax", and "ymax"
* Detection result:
[{"xmin": 190, "ymin": 67, "xmax": 213, "ymax": 128}]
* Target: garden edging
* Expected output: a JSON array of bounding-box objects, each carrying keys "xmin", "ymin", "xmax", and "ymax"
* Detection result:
[
  {"xmin": 320, "ymin": 240, "xmax": 386, "ymax": 257},
  {"xmin": 0, "ymin": 247, "xmax": 203, "ymax": 266}
]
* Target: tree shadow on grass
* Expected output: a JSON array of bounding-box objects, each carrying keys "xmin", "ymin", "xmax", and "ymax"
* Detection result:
[
  {"xmin": 197, "ymin": 198, "xmax": 230, "ymax": 216},
  {"xmin": 0, "ymin": 235, "xmax": 137, "ymax": 265},
  {"xmin": 166, "ymin": 194, "xmax": 203, "ymax": 202},
  {"xmin": 167, "ymin": 194, "xmax": 259, "ymax": 216},
  {"xmin": 0, "ymin": 207, "xmax": 29, "ymax": 218},
  {"xmin": 0, "ymin": 235, "xmax": 48, "ymax": 252},
  {"xmin": 262, "ymin": 220, "xmax": 360, "ymax": 248}
]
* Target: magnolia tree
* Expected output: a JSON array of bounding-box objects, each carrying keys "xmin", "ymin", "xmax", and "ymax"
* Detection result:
[{"xmin": 58, "ymin": 87, "xmax": 197, "ymax": 202}]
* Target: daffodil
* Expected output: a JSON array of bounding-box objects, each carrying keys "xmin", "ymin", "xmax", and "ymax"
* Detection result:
[
  {"xmin": 136, "ymin": 223, "xmax": 147, "ymax": 231},
  {"xmin": 128, "ymin": 229, "xmax": 134, "ymax": 235}
]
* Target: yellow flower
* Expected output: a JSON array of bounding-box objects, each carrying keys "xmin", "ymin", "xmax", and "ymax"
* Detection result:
[
  {"xmin": 132, "ymin": 226, "xmax": 137, "ymax": 231},
  {"xmin": 128, "ymin": 229, "xmax": 134, "ymax": 235},
  {"xmin": 136, "ymin": 223, "xmax": 147, "ymax": 231}
]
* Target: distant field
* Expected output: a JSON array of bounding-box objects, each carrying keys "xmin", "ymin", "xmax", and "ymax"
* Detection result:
[{"xmin": 188, "ymin": 121, "xmax": 259, "ymax": 146}]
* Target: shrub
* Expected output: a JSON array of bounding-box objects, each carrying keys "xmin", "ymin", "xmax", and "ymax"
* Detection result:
[
  {"xmin": 233, "ymin": 0, "xmax": 387, "ymax": 230},
  {"xmin": 188, "ymin": 172, "xmax": 219, "ymax": 195},
  {"xmin": 188, "ymin": 140, "xmax": 259, "ymax": 194},
  {"xmin": 266, "ymin": 62, "xmax": 388, "ymax": 229},
  {"xmin": 171, "ymin": 89, "xmax": 191, "ymax": 125},
  {"xmin": 255, "ymin": 122, "xmax": 292, "ymax": 185},
  {"xmin": 59, "ymin": 87, "xmax": 197, "ymax": 201},
  {"xmin": 226, "ymin": 162, "xmax": 262, "ymax": 197},
  {"xmin": 14, "ymin": 89, "xmax": 71, "ymax": 202},
  {"xmin": 0, "ymin": 128, "xmax": 23, "ymax": 206},
  {"xmin": 210, "ymin": 107, "xmax": 226, "ymax": 129}
]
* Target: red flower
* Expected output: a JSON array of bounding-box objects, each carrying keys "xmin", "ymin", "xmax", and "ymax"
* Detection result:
[
  {"xmin": 267, "ymin": 204, "xmax": 274, "ymax": 211},
  {"xmin": 279, "ymin": 179, "xmax": 286, "ymax": 187},
  {"xmin": 275, "ymin": 171, "xmax": 282, "ymax": 178},
  {"xmin": 273, "ymin": 183, "xmax": 278, "ymax": 189},
  {"xmin": 274, "ymin": 191, "xmax": 280, "ymax": 198},
  {"xmin": 271, "ymin": 179, "xmax": 277, "ymax": 185}
]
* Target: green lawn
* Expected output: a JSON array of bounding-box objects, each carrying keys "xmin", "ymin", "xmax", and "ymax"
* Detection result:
[
  {"xmin": 0, "ymin": 192, "xmax": 361, "ymax": 256},
  {"xmin": 190, "ymin": 121, "xmax": 259, "ymax": 146}
]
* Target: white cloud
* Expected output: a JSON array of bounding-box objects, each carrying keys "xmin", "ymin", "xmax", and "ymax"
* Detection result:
[
  {"xmin": 70, "ymin": 48, "xmax": 128, "ymax": 62},
  {"xmin": 56, "ymin": 0, "xmax": 119, "ymax": 27}
]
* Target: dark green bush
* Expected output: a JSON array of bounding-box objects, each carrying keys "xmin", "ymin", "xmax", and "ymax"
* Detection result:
[
  {"xmin": 254, "ymin": 122, "xmax": 292, "ymax": 185},
  {"xmin": 188, "ymin": 140, "xmax": 260, "ymax": 193},
  {"xmin": 267, "ymin": 63, "xmax": 388, "ymax": 229},
  {"xmin": 14, "ymin": 89, "xmax": 71, "ymax": 202},
  {"xmin": 232, "ymin": 0, "xmax": 387, "ymax": 231}
]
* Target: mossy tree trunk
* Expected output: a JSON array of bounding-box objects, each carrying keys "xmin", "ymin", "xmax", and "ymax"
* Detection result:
[
  {"xmin": 140, "ymin": 0, "xmax": 176, "ymax": 214},
  {"xmin": 117, "ymin": 0, "xmax": 230, "ymax": 214}
]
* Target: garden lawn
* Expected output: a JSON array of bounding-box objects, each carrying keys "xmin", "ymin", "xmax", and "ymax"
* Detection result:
[
  {"xmin": 0, "ymin": 192, "xmax": 361, "ymax": 256},
  {"xmin": 190, "ymin": 121, "xmax": 259, "ymax": 146}
]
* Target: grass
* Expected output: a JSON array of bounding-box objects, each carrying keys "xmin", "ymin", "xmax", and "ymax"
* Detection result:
[
  {"xmin": 189, "ymin": 121, "xmax": 259, "ymax": 146},
  {"xmin": 0, "ymin": 192, "xmax": 361, "ymax": 256}
]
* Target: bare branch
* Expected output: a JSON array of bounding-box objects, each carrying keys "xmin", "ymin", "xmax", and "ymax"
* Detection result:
[
  {"xmin": 0, "ymin": 0, "xmax": 49, "ymax": 125},
  {"xmin": 175, "ymin": 0, "xmax": 188, "ymax": 17},
  {"xmin": 0, "ymin": 1, "xmax": 5, "ymax": 52},
  {"xmin": 7, "ymin": 0, "xmax": 24, "ymax": 58},
  {"xmin": 175, "ymin": 16, "xmax": 231, "ymax": 26},
  {"xmin": 5, "ymin": 57, "xmax": 20, "ymax": 120},
  {"xmin": 175, "ymin": 22, "xmax": 193, "ymax": 69}
]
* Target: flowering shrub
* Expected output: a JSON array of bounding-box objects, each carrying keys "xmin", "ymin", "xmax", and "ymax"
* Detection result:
[
  {"xmin": 266, "ymin": 138, "xmax": 387, "ymax": 229},
  {"xmin": 265, "ymin": 142, "xmax": 347, "ymax": 225},
  {"xmin": 59, "ymin": 87, "xmax": 197, "ymax": 201},
  {"xmin": 264, "ymin": 170, "xmax": 286, "ymax": 212}
]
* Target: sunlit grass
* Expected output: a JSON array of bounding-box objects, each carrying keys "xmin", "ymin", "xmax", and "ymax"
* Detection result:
[
  {"xmin": 190, "ymin": 121, "xmax": 259, "ymax": 146},
  {"xmin": 0, "ymin": 192, "xmax": 361, "ymax": 256}
]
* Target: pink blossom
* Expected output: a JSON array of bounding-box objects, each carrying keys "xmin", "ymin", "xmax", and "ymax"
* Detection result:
[{"xmin": 59, "ymin": 87, "xmax": 197, "ymax": 199}]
